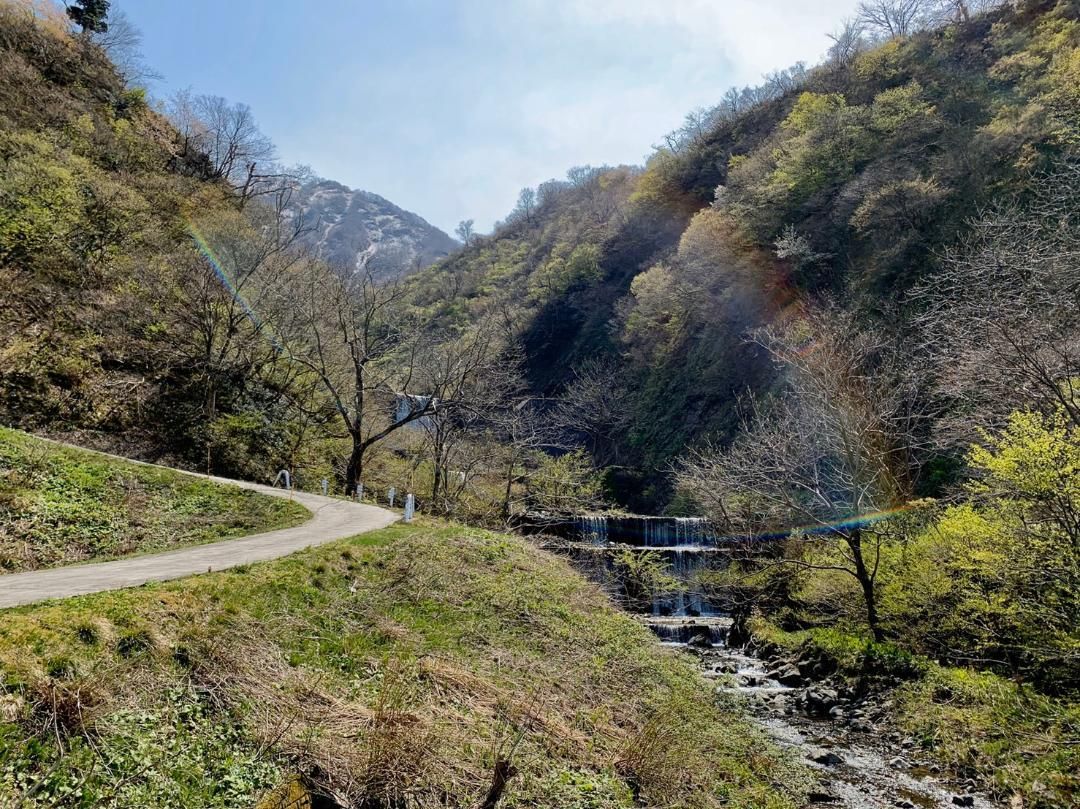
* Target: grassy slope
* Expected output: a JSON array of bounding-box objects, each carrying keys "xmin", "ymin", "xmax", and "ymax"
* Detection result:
[
  {"xmin": 0, "ymin": 428, "xmax": 308, "ymax": 571},
  {"xmin": 0, "ymin": 521, "xmax": 809, "ymax": 809},
  {"xmin": 750, "ymin": 620, "xmax": 1080, "ymax": 808}
]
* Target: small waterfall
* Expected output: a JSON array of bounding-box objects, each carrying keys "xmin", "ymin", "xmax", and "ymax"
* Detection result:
[
  {"xmin": 650, "ymin": 547, "xmax": 715, "ymax": 617},
  {"xmin": 569, "ymin": 515, "xmax": 714, "ymax": 546},
  {"xmin": 642, "ymin": 617, "xmax": 731, "ymax": 646},
  {"xmin": 576, "ymin": 515, "xmax": 608, "ymax": 544}
]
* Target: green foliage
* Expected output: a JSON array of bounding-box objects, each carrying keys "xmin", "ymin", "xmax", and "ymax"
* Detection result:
[
  {"xmin": 613, "ymin": 549, "xmax": 682, "ymax": 611},
  {"xmin": 66, "ymin": 0, "xmax": 110, "ymax": 34},
  {"xmin": 525, "ymin": 449, "xmax": 604, "ymax": 513},
  {"xmin": 0, "ymin": 427, "xmax": 307, "ymax": 571},
  {"xmin": 0, "ymin": 522, "xmax": 809, "ymax": 808},
  {"xmin": 882, "ymin": 411, "xmax": 1080, "ymax": 690}
]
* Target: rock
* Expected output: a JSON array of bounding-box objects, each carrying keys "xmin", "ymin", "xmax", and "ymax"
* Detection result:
[
  {"xmin": 771, "ymin": 663, "xmax": 805, "ymax": 686},
  {"xmin": 888, "ymin": 756, "xmax": 907, "ymax": 770},
  {"xmin": 895, "ymin": 802, "xmax": 916, "ymax": 809},
  {"xmin": 807, "ymin": 791, "xmax": 839, "ymax": 803},
  {"xmin": 811, "ymin": 751, "xmax": 845, "ymax": 767},
  {"xmin": 952, "ymin": 797, "xmax": 975, "ymax": 807},
  {"xmin": 688, "ymin": 633, "xmax": 712, "ymax": 648},
  {"xmin": 804, "ymin": 687, "xmax": 840, "ymax": 717},
  {"xmin": 828, "ymin": 705, "xmax": 846, "ymax": 719},
  {"xmin": 849, "ymin": 719, "xmax": 873, "ymax": 733}
]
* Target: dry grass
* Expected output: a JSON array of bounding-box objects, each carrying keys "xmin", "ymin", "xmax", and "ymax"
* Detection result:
[{"xmin": 0, "ymin": 521, "xmax": 810, "ymax": 808}]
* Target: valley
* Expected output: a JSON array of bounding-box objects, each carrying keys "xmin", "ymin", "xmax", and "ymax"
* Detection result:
[{"xmin": 1, "ymin": 0, "xmax": 1078, "ymax": 806}]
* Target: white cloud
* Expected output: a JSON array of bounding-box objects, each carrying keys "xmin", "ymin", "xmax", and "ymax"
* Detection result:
[
  {"xmin": 552, "ymin": 0, "xmax": 854, "ymax": 83},
  {"xmin": 273, "ymin": 0, "xmax": 859, "ymax": 234}
]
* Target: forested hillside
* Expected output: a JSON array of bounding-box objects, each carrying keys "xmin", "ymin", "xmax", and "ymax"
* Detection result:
[
  {"xmin": 0, "ymin": 0, "xmax": 465, "ymax": 488},
  {"xmin": 411, "ymin": 0, "xmax": 1080, "ymax": 509}
]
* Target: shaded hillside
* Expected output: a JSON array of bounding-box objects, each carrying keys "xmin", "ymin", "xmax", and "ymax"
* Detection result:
[
  {"xmin": 409, "ymin": 0, "xmax": 1080, "ymax": 509},
  {"xmin": 289, "ymin": 179, "xmax": 457, "ymax": 280}
]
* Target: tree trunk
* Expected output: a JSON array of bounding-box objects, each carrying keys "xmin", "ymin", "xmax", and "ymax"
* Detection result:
[
  {"xmin": 501, "ymin": 459, "xmax": 515, "ymax": 522},
  {"xmin": 477, "ymin": 758, "xmax": 517, "ymax": 809},
  {"xmin": 846, "ymin": 528, "xmax": 884, "ymax": 642},
  {"xmin": 431, "ymin": 462, "xmax": 442, "ymax": 505},
  {"xmin": 345, "ymin": 436, "xmax": 364, "ymax": 496}
]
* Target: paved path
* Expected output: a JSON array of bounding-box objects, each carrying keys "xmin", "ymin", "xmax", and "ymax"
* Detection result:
[{"xmin": 0, "ymin": 461, "xmax": 399, "ymax": 609}]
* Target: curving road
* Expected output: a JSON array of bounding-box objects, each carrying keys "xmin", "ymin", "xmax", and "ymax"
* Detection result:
[{"xmin": 0, "ymin": 468, "xmax": 399, "ymax": 609}]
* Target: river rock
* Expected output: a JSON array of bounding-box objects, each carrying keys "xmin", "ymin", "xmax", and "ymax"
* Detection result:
[
  {"xmin": 771, "ymin": 663, "xmax": 804, "ymax": 686},
  {"xmin": 812, "ymin": 751, "xmax": 845, "ymax": 767},
  {"xmin": 804, "ymin": 687, "xmax": 840, "ymax": 716},
  {"xmin": 951, "ymin": 797, "xmax": 975, "ymax": 807}
]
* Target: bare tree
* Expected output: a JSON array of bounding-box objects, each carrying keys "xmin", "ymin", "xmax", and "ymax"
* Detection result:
[
  {"xmin": 91, "ymin": 8, "xmax": 160, "ymax": 86},
  {"xmin": 827, "ymin": 18, "xmax": 870, "ymax": 67},
  {"xmin": 420, "ymin": 321, "xmax": 516, "ymax": 509},
  {"xmin": 857, "ymin": 0, "xmax": 929, "ymax": 37},
  {"xmin": 511, "ymin": 187, "xmax": 537, "ymax": 225},
  {"xmin": 282, "ymin": 264, "xmax": 422, "ymax": 494},
  {"xmin": 166, "ymin": 91, "xmax": 304, "ymax": 206},
  {"xmin": 454, "ymin": 219, "xmax": 475, "ymax": 247},
  {"xmin": 161, "ymin": 196, "xmax": 311, "ymax": 472},
  {"xmin": 677, "ymin": 307, "xmax": 933, "ymax": 640},
  {"xmin": 913, "ymin": 161, "xmax": 1080, "ymax": 444},
  {"xmin": 555, "ymin": 358, "xmax": 633, "ymax": 468}
]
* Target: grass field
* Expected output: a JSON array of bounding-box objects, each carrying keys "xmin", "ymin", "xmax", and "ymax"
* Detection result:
[
  {"xmin": 0, "ymin": 428, "xmax": 309, "ymax": 571},
  {"xmin": 0, "ymin": 520, "xmax": 810, "ymax": 808}
]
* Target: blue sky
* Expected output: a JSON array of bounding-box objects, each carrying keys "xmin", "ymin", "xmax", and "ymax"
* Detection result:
[{"xmin": 123, "ymin": 0, "xmax": 855, "ymax": 235}]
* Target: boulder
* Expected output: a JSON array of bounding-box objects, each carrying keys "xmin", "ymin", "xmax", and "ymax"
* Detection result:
[
  {"xmin": 804, "ymin": 687, "xmax": 840, "ymax": 716},
  {"xmin": 770, "ymin": 663, "xmax": 805, "ymax": 687},
  {"xmin": 811, "ymin": 751, "xmax": 845, "ymax": 767},
  {"xmin": 688, "ymin": 633, "xmax": 712, "ymax": 648}
]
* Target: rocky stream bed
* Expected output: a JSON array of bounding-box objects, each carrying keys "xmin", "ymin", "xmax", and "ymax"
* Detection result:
[{"xmin": 649, "ymin": 617, "xmax": 1000, "ymax": 809}]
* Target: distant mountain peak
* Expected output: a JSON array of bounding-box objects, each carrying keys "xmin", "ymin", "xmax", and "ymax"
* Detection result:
[{"xmin": 291, "ymin": 179, "xmax": 457, "ymax": 279}]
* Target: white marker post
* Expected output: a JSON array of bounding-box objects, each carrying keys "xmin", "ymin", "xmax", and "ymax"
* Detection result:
[
  {"xmin": 357, "ymin": 482, "xmax": 364, "ymax": 501},
  {"xmin": 321, "ymin": 478, "xmax": 328, "ymax": 496},
  {"xmin": 404, "ymin": 493, "xmax": 415, "ymax": 522},
  {"xmin": 388, "ymin": 487, "xmax": 397, "ymax": 508}
]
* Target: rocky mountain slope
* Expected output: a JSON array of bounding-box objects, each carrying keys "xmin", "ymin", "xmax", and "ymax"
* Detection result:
[{"xmin": 290, "ymin": 179, "xmax": 458, "ymax": 279}]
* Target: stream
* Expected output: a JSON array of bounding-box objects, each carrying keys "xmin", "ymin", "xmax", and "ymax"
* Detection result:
[{"xmin": 544, "ymin": 515, "xmax": 1000, "ymax": 809}]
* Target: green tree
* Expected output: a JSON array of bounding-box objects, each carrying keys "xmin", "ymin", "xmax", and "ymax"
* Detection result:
[
  {"xmin": 884, "ymin": 410, "xmax": 1080, "ymax": 688},
  {"xmin": 66, "ymin": 0, "xmax": 110, "ymax": 33}
]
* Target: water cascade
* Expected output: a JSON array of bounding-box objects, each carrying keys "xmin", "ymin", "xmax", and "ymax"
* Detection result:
[{"xmin": 571, "ymin": 514, "xmax": 715, "ymax": 546}]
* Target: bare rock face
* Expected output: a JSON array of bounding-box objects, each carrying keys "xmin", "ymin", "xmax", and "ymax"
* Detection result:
[{"xmin": 289, "ymin": 180, "xmax": 458, "ymax": 280}]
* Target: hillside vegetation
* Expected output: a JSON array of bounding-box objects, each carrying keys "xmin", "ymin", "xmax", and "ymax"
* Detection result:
[
  {"xmin": 409, "ymin": 0, "xmax": 1080, "ymax": 508},
  {"xmin": 0, "ymin": 427, "xmax": 307, "ymax": 571},
  {"xmin": 0, "ymin": 521, "xmax": 808, "ymax": 809}
]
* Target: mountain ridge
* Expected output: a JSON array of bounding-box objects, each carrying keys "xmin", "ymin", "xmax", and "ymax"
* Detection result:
[{"xmin": 290, "ymin": 178, "xmax": 458, "ymax": 279}]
